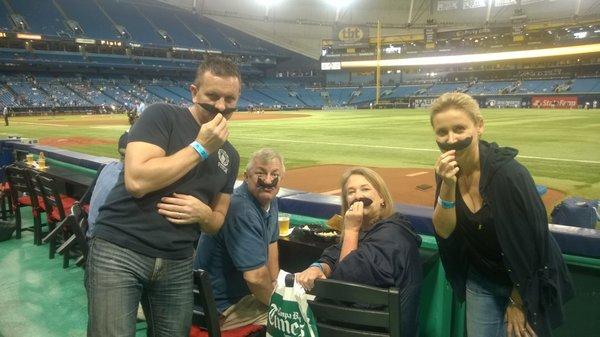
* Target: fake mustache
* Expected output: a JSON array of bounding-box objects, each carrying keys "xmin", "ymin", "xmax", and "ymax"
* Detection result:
[
  {"xmin": 436, "ymin": 136, "xmax": 473, "ymax": 152},
  {"xmin": 257, "ymin": 176, "xmax": 279, "ymax": 189},
  {"xmin": 198, "ymin": 103, "xmax": 236, "ymax": 116},
  {"xmin": 350, "ymin": 197, "xmax": 373, "ymax": 207}
]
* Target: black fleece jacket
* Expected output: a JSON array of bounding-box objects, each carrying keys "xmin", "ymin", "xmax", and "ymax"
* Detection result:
[
  {"xmin": 318, "ymin": 212, "xmax": 423, "ymax": 337},
  {"xmin": 435, "ymin": 140, "xmax": 574, "ymax": 337}
]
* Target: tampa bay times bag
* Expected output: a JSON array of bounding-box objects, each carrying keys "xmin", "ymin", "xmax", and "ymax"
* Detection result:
[{"xmin": 267, "ymin": 271, "xmax": 319, "ymax": 337}]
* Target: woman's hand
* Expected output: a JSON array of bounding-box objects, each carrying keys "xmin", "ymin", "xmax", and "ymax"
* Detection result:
[
  {"xmin": 435, "ymin": 150, "xmax": 459, "ymax": 185},
  {"xmin": 505, "ymin": 304, "xmax": 536, "ymax": 337},
  {"xmin": 295, "ymin": 266, "xmax": 326, "ymax": 291},
  {"xmin": 344, "ymin": 201, "xmax": 363, "ymax": 233}
]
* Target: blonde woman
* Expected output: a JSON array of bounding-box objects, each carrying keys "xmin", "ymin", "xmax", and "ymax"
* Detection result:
[
  {"xmin": 296, "ymin": 167, "xmax": 422, "ymax": 337},
  {"xmin": 430, "ymin": 92, "xmax": 573, "ymax": 337}
]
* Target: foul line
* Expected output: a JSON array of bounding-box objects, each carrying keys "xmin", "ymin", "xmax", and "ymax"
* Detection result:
[
  {"xmin": 234, "ymin": 136, "xmax": 600, "ymax": 165},
  {"xmin": 234, "ymin": 136, "xmax": 438, "ymax": 153},
  {"xmin": 12, "ymin": 121, "xmax": 69, "ymax": 127},
  {"xmin": 517, "ymin": 155, "xmax": 600, "ymax": 164},
  {"xmin": 321, "ymin": 188, "xmax": 341, "ymax": 195},
  {"xmin": 406, "ymin": 171, "xmax": 428, "ymax": 177}
]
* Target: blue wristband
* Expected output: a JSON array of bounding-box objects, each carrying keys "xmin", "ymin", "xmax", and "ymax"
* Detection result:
[
  {"xmin": 437, "ymin": 196, "xmax": 455, "ymax": 209},
  {"xmin": 190, "ymin": 141, "xmax": 209, "ymax": 161},
  {"xmin": 310, "ymin": 262, "xmax": 324, "ymax": 272}
]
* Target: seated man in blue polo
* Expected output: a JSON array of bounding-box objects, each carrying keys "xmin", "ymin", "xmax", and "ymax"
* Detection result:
[
  {"xmin": 87, "ymin": 131, "xmax": 128, "ymax": 238},
  {"xmin": 194, "ymin": 148, "xmax": 284, "ymax": 330}
]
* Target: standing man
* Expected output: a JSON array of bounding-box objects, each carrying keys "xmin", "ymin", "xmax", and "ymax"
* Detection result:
[
  {"xmin": 136, "ymin": 100, "xmax": 146, "ymax": 117},
  {"xmin": 195, "ymin": 148, "xmax": 284, "ymax": 331},
  {"xmin": 3, "ymin": 105, "xmax": 8, "ymax": 126},
  {"xmin": 86, "ymin": 57, "xmax": 241, "ymax": 337}
]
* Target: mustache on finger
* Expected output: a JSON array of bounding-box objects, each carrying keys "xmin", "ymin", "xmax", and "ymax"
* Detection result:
[
  {"xmin": 350, "ymin": 197, "xmax": 373, "ymax": 207},
  {"xmin": 257, "ymin": 176, "xmax": 279, "ymax": 189},
  {"xmin": 198, "ymin": 103, "xmax": 236, "ymax": 116},
  {"xmin": 436, "ymin": 136, "xmax": 473, "ymax": 152}
]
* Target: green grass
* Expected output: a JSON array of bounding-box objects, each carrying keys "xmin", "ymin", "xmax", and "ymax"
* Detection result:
[{"xmin": 2, "ymin": 109, "xmax": 600, "ymax": 198}]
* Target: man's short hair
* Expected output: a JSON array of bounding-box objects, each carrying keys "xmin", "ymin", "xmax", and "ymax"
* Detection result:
[
  {"xmin": 118, "ymin": 132, "xmax": 128, "ymax": 158},
  {"xmin": 245, "ymin": 148, "xmax": 285, "ymax": 173},
  {"xmin": 193, "ymin": 57, "xmax": 241, "ymax": 87}
]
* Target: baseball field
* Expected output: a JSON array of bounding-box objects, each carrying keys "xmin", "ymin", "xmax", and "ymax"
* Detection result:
[{"xmin": 2, "ymin": 108, "xmax": 599, "ymax": 202}]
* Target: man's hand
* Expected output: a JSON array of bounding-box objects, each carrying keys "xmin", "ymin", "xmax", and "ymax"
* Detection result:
[
  {"xmin": 156, "ymin": 193, "xmax": 212, "ymax": 226},
  {"xmin": 197, "ymin": 113, "xmax": 229, "ymax": 154},
  {"xmin": 435, "ymin": 149, "xmax": 459, "ymax": 185},
  {"xmin": 296, "ymin": 266, "xmax": 326, "ymax": 291}
]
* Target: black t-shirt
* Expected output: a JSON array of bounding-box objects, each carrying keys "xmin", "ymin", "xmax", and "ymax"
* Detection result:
[
  {"xmin": 455, "ymin": 190, "xmax": 512, "ymax": 286},
  {"xmin": 94, "ymin": 103, "xmax": 240, "ymax": 259}
]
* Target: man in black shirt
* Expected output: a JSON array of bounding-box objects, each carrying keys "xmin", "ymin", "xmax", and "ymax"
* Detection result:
[{"xmin": 86, "ymin": 57, "xmax": 241, "ymax": 337}]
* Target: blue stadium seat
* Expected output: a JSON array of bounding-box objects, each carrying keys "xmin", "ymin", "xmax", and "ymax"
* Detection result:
[
  {"xmin": 56, "ymin": 0, "xmax": 119, "ymax": 39},
  {"xmin": 9, "ymin": 0, "xmax": 67, "ymax": 36}
]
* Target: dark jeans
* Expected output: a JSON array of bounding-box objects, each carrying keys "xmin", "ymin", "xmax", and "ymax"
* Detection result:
[
  {"xmin": 466, "ymin": 267, "xmax": 512, "ymax": 337},
  {"xmin": 85, "ymin": 237, "xmax": 193, "ymax": 337}
]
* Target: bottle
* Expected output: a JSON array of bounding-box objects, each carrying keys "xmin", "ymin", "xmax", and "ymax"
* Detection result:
[{"xmin": 38, "ymin": 152, "xmax": 46, "ymax": 170}]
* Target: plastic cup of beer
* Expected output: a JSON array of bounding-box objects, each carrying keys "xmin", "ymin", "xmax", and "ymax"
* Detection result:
[
  {"xmin": 26, "ymin": 154, "xmax": 34, "ymax": 166},
  {"xmin": 278, "ymin": 213, "xmax": 291, "ymax": 236}
]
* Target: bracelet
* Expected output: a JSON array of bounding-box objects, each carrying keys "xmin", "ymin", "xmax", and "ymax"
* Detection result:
[
  {"xmin": 310, "ymin": 262, "xmax": 324, "ymax": 272},
  {"xmin": 437, "ymin": 196, "xmax": 455, "ymax": 209},
  {"xmin": 189, "ymin": 141, "xmax": 209, "ymax": 161}
]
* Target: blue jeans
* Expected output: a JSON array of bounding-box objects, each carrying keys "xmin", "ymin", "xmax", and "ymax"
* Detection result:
[
  {"xmin": 466, "ymin": 268, "xmax": 512, "ymax": 337},
  {"xmin": 85, "ymin": 238, "xmax": 193, "ymax": 337}
]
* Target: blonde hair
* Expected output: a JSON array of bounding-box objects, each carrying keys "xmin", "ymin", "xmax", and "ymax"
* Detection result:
[
  {"xmin": 339, "ymin": 167, "xmax": 394, "ymax": 221},
  {"xmin": 429, "ymin": 92, "xmax": 483, "ymax": 126}
]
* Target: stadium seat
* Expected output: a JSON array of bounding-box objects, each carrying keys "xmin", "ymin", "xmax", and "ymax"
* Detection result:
[
  {"xmin": 4, "ymin": 164, "xmax": 46, "ymax": 245},
  {"xmin": 308, "ymin": 278, "xmax": 401, "ymax": 337},
  {"xmin": 0, "ymin": 181, "xmax": 12, "ymax": 220},
  {"xmin": 35, "ymin": 173, "xmax": 78, "ymax": 266},
  {"xmin": 191, "ymin": 269, "xmax": 265, "ymax": 337}
]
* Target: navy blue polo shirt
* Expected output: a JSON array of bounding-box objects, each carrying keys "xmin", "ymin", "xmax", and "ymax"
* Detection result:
[{"xmin": 194, "ymin": 182, "xmax": 279, "ymax": 313}]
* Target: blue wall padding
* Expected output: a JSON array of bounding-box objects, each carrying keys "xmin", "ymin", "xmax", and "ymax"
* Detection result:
[
  {"xmin": 548, "ymin": 224, "xmax": 600, "ymax": 258},
  {"xmin": 278, "ymin": 192, "xmax": 341, "ymax": 219},
  {"xmin": 395, "ymin": 204, "xmax": 435, "ymax": 236}
]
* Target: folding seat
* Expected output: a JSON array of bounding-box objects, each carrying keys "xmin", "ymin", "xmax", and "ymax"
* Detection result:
[
  {"xmin": 190, "ymin": 269, "xmax": 265, "ymax": 337},
  {"xmin": 4, "ymin": 164, "xmax": 46, "ymax": 245},
  {"xmin": 35, "ymin": 173, "xmax": 77, "ymax": 265}
]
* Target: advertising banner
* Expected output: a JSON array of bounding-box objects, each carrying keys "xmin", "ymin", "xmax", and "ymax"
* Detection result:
[
  {"xmin": 332, "ymin": 25, "xmax": 369, "ymax": 48},
  {"xmin": 531, "ymin": 96, "xmax": 578, "ymax": 109}
]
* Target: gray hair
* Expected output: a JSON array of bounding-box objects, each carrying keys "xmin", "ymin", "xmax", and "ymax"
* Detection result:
[{"xmin": 245, "ymin": 148, "xmax": 285, "ymax": 173}]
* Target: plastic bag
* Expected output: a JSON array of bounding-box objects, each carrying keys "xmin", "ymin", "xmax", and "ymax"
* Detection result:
[{"xmin": 266, "ymin": 270, "xmax": 319, "ymax": 337}]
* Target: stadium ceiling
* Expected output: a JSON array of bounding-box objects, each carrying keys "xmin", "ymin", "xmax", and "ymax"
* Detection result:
[{"xmin": 159, "ymin": 0, "xmax": 600, "ymax": 59}]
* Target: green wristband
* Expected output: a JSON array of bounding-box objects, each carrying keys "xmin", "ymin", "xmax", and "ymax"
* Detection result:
[{"xmin": 310, "ymin": 262, "xmax": 324, "ymax": 272}]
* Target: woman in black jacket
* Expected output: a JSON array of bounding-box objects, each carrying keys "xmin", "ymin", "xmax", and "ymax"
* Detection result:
[
  {"xmin": 296, "ymin": 167, "xmax": 422, "ymax": 337},
  {"xmin": 431, "ymin": 92, "xmax": 573, "ymax": 337}
]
